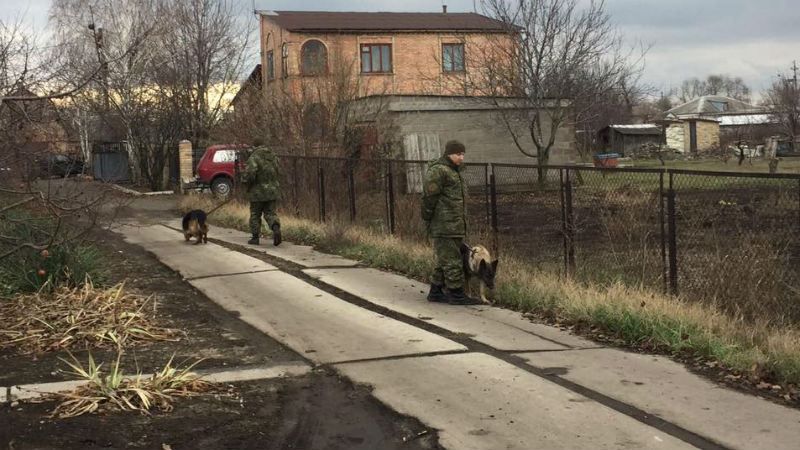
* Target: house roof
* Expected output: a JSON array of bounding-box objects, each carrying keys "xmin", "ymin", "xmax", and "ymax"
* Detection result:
[
  {"xmin": 604, "ymin": 124, "xmax": 662, "ymax": 136},
  {"xmin": 232, "ymin": 64, "xmax": 262, "ymax": 106},
  {"xmin": 718, "ymin": 113, "xmax": 777, "ymax": 126},
  {"xmin": 666, "ymin": 95, "xmax": 763, "ymax": 117},
  {"xmin": 259, "ymin": 11, "xmax": 509, "ymax": 33}
]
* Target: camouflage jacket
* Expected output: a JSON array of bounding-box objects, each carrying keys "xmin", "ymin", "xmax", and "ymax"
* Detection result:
[
  {"xmin": 421, "ymin": 156, "xmax": 466, "ymax": 238},
  {"xmin": 243, "ymin": 146, "xmax": 281, "ymax": 202}
]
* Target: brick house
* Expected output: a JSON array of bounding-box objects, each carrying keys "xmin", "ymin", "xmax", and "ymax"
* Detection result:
[{"xmin": 254, "ymin": 10, "xmax": 576, "ymax": 164}]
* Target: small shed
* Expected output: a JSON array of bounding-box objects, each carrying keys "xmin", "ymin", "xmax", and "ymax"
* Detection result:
[
  {"xmin": 597, "ymin": 125, "xmax": 663, "ymax": 156},
  {"xmin": 659, "ymin": 117, "xmax": 720, "ymax": 153}
]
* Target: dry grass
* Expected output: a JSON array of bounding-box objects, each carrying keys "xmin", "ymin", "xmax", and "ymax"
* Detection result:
[
  {"xmin": 178, "ymin": 195, "xmax": 800, "ymax": 385},
  {"xmin": 0, "ymin": 282, "xmax": 181, "ymax": 354},
  {"xmin": 50, "ymin": 351, "xmax": 212, "ymax": 418}
]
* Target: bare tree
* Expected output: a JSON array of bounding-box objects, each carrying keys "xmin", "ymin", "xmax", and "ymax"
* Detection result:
[
  {"xmin": 765, "ymin": 65, "xmax": 800, "ymax": 146},
  {"xmin": 678, "ymin": 74, "xmax": 751, "ymax": 103},
  {"xmin": 48, "ymin": 0, "xmax": 252, "ymax": 189},
  {"xmin": 0, "ymin": 15, "xmax": 118, "ymax": 266},
  {"xmin": 476, "ymin": 0, "xmax": 645, "ymax": 171},
  {"xmin": 161, "ymin": 0, "xmax": 253, "ymax": 147}
]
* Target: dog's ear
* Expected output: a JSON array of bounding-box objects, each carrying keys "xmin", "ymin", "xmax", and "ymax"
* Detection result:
[{"xmin": 491, "ymin": 259, "xmax": 499, "ymax": 271}]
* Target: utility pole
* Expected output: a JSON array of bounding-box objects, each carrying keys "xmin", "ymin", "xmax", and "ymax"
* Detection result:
[{"xmin": 791, "ymin": 60, "xmax": 798, "ymax": 89}]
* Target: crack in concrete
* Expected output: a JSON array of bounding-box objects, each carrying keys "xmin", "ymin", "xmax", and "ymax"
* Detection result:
[{"xmin": 184, "ymin": 269, "xmax": 279, "ymax": 281}]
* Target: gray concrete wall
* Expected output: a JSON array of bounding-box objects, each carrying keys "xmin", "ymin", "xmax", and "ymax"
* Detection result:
[
  {"xmin": 392, "ymin": 108, "xmax": 576, "ymax": 165},
  {"xmin": 349, "ymin": 96, "xmax": 577, "ymax": 165}
]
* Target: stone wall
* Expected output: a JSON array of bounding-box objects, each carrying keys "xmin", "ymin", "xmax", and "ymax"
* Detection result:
[
  {"xmin": 666, "ymin": 124, "xmax": 685, "ymax": 152},
  {"xmin": 695, "ymin": 120, "xmax": 720, "ymax": 152}
]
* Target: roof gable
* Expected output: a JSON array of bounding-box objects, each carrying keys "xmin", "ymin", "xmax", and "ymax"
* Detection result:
[
  {"xmin": 666, "ymin": 95, "xmax": 762, "ymax": 116},
  {"xmin": 260, "ymin": 11, "xmax": 509, "ymax": 33}
]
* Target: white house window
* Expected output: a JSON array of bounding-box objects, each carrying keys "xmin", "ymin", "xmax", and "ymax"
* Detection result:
[
  {"xmin": 442, "ymin": 43, "xmax": 465, "ymax": 72},
  {"xmin": 709, "ymin": 100, "xmax": 728, "ymax": 112},
  {"xmin": 360, "ymin": 44, "xmax": 392, "ymax": 73}
]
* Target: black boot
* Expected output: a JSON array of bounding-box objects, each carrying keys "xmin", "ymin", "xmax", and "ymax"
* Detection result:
[
  {"xmin": 248, "ymin": 234, "xmax": 259, "ymax": 245},
  {"xmin": 446, "ymin": 287, "xmax": 482, "ymax": 305},
  {"xmin": 426, "ymin": 284, "xmax": 447, "ymax": 303},
  {"xmin": 272, "ymin": 223, "xmax": 282, "ymax": 246}
]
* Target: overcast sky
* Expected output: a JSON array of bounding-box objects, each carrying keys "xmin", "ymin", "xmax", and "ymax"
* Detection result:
[{"xmin": 3, "ymin": 0, "xmax": 798, "ymax": 99}]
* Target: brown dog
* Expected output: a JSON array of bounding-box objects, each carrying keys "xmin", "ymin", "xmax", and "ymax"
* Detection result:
[
  {"xmin": 461, "ymin": 243, "xmax": 499, "ymax": 304},
  {"xmin": 182, "ymin": 209, "xmax": 208, "ymax": 245}
]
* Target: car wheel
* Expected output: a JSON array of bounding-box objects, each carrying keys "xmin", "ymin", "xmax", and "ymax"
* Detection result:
[{"xmin": 211, "ymin": 177, "xmax": 233, "ymax": 197}]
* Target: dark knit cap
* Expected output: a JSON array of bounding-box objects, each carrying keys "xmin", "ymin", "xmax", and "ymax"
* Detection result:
[{"xmin": 444, "ymin": 140, "xmax": 466, "ymax": 155}]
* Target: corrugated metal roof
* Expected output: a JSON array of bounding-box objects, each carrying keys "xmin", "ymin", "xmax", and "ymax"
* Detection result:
[
  {"xmin": 718, "ymin": 114, "xmax": 777, "ymax": 126},
  {"xmin": 259, "ymin": 11, "xmax": 509, "ymax": 32}
]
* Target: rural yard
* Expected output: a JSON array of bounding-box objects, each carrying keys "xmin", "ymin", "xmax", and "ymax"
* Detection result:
[
  {"xmin": 3, "ymin": 182, "xmax": 800, "ymax": 449},
  {"xmin": 3, "ymin": 0, "xmax": 800, "ymax": 449}
]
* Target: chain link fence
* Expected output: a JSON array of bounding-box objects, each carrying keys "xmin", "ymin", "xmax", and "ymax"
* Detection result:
[{"xmin": 265, "ymin": 155, "xmax": 800, "ymax": 323}]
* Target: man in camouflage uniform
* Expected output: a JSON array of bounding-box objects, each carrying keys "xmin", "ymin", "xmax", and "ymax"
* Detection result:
[
  {"xmin": 244, "ymin": 141, "xmax": 282, "ymax": 246},
  {"xmin": 421, "ymin": 140, "xmax": 481, "ymax": 305}
]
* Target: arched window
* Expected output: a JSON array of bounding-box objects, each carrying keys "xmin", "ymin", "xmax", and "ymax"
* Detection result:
[{"xmin": 301, "ymin": 40, "xmax": 327, "ymax": 75}]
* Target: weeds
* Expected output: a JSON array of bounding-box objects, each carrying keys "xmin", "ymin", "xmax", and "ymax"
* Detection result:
[
  {"xmin": 0, "ymin": 281, "xmax": 181, "ymax": 354},
  {"xmin": 50, "ymin": 351, "xmax": 211, "ymax": 418}
]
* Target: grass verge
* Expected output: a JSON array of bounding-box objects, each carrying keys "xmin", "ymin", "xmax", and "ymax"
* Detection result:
[{"xmin": 180, "ymin": 195, "xmax": 800, "ymax": 388}]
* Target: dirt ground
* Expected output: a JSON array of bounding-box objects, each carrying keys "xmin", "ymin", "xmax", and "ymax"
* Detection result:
[
  {"xmin": 1, "ymin": 185, "xmax": 441, "ymax": 450},
  {"xmin": 0, "ymin": 371, "xmax": 439, "ymax": 450}
]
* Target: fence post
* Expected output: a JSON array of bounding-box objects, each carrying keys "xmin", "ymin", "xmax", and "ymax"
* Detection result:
[
  {"xmin": 484, "ymin": 164, "xmax": 491, "ymax": 228},
  {"xmin": 318, "ymin": 165, "xmax": 326, "ymax": 223},
  {"xmin": 659, "ymin": 171, "xmax": 668, "ymax": 294},
  {"xmin": 386, "ymin": 161, "xmax": 396, "ymax": 234},
  {"xmin": 348, "ymin": 164, "xmax": 357, "ymax": 223},
  {"xmin": 667, "ymin": 171, "xmax": 678, "ymax": 295},
  {"xmin": 292, "ymin": 157, "xmax": 299, "ymax": 215},
  {"xmin": 564, "ymin": 168, "xmax": 576, "ymax": 275},
  {"xmin": 489, "ymin": 171, "xmax": 499, "ymax": 256}
]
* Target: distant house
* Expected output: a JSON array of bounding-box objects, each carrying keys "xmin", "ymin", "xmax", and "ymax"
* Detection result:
[
  {"xmin": 248, "ymin": 9, "xmax": 576, "ymax": 164},
  {"xmin": 597, "ymin": 125, "xmax": 663, "ymax": 156},
  {"xmin": 664, "ymin": 95, "xmax": 777, "ymax": 149}
]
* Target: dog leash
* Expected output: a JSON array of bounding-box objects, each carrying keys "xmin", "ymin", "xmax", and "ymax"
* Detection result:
[{"xmin": 205, "ymin": 197, "xmax": 232, "ymax": 216}]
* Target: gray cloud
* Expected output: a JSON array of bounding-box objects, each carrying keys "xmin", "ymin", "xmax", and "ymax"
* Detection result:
[{"xmin": 4, "ymin": 0, "xmax": 798, "ymax": 97}]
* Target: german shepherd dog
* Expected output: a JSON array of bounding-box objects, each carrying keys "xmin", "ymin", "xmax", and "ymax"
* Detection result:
[
  {"xmin": 182, "ymin": 209, "xmax": 209, "ymax": 245},
  {"xmin": 461, "ymin": 243, "xmax": 499, "ymax": 304}
]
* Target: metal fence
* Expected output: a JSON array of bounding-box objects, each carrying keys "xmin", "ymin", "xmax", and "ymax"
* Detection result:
[{"xmin": 266, "ymin": 155, "xmax": 800, "ymax": 323}]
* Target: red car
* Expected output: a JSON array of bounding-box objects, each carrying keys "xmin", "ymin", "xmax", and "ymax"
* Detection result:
[{"xmin": 195, "ymin": 144, "xmax": 249, "ymax": 197}]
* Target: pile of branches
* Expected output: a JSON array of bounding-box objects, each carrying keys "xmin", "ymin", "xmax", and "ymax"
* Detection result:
[{"xmin": 0, "ymin": 281, "xmax": 181, "ymax": 354}]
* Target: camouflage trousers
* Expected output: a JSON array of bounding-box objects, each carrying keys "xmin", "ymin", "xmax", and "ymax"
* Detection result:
[
  {"xmin": 431, "ymin": 237, "xmax": 464, "ymax": 290},
  {"xmin": 249, "ymin": 201, "xmax": 281, "ymax": 236}
]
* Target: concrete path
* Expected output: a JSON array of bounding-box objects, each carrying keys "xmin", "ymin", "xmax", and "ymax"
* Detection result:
[{"xmin": 115, "ymin": 222, "xmax": 800, "ymax": 450}]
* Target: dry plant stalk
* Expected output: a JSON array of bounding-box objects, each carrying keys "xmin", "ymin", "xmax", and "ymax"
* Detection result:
[
  {"xmin": 0, "ymin": 281, "xmax": 181, "ymax": 354},
  {"xmin": 50, "ymin": 352, "xmax": 212, "ymax": 418}
]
